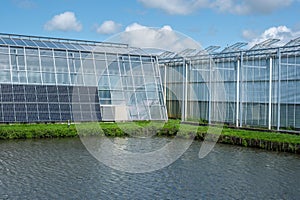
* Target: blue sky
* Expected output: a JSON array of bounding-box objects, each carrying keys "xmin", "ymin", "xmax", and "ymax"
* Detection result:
[{"xmin": 1, "ymin": 0, "xmax": 299, "ymax": 51}]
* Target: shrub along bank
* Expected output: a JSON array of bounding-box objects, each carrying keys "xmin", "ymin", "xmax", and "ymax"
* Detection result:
[{"xmin": 0, "ymin": 120, "xmax": 299, "ymax": 153}]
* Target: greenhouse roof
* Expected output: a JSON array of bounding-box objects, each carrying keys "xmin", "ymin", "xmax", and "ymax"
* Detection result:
[{"xmin": 0, "ymin": 33, "xmax": 147, "ymax": 55}]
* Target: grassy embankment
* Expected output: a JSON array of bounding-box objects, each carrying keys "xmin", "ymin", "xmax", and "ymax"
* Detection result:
[{"xmin": 0, "ymin": 120, "xmax": 299, "ymax": 153}]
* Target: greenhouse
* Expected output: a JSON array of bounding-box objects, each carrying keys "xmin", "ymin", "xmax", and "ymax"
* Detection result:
[
  {"xmin": 0, "ymin": 33, "xmax": 300, "ymax": 132},
  {"xmin": 0, "ymin": 33, "xmax": 167, "ymax": 123},
  {"xmin": 160, "ymin": 38, "xmax": 300, "ymax": 131}
]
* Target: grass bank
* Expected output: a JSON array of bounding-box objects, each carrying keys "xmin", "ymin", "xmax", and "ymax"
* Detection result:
[{"xmin": 0, "ymin": 120, "xmax": 299, "ymax": 153}]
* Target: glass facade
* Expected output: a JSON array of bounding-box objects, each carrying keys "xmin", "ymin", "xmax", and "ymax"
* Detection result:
[
  {"xmin": 161, "ymin": 43, "xmax": 300, "ymax": 131},
  {"xmin": 1, "ymin": 33, "xmax": 300, "ymax": 131},
  {"xmin": 0, "ymin": 34, "xmax": 167, "ymax": 122}
]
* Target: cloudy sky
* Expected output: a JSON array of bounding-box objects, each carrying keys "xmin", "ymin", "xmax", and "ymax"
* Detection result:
[{"xmin": 1, "ymin": 0, "xmax": 299, "ymax": 50}]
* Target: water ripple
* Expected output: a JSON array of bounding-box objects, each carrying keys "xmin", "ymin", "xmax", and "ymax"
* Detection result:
[{"xmin": 0, "ymin": 138, "xmax": 299, "ymax": 199}]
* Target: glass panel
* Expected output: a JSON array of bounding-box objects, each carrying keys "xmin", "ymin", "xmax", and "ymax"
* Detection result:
[
  {"xmin": 52, "ymin": 42, "xmax": 67, "ymax": 49},
  {"xmin": 84, "ymin": 74, "xmax": 96, "ymax": 86},
  {"xmin": 120, "ymin": 60, "xmax": 131, "ymax": 75},
  {"xmin": 108, "ymin": 61, "xmax": 119, "ymax": 75},
  {"xmin": 69, "ymin": 59, "xmax": 81, "ymax": 73},
  {"xmin": 106, "ymin": 53, "xmax": 117, "ymax": 61},
  {"xmin": 109, "ymin": 75, "xmax": 122, "ymax": 90},
  {"xmin": 42, "ymin": 41, "xmax": 58, "ymax": 48},
  {"xmin": 150, "ymin": 106, "xmax": 162, "ymax": 119},
  {"xmin": 42, "ymin": 72, "xmax": 56, "ymax": 84},
  {"xmin": 0, "ymin": 71, "xmax": 11, "ymax": 83},
  {"xmin": 55, "ymin": 57, "xmax": 68, "ymax": 73},
  {"xmin": 40, "ymin": 49, "xmax": 53, "ymax": 56},
  {"xmin": 11, "ymin": 53, "xmax": 17, "ymax": 70},
  {"xmin": 68, "ymin": 51, "xmax": 80, "ymax": 58},
  {"xmin": 33, "ymin": 40, "xmax": 48, "ymax": 48},
  {"xmin": 18, "ymin": 55, "xmax": 26, "ymax": 70},
  {"xmin": 54, "ymin": 50, "xmax": 66, "ymax": 57},
  {"xmin": 63, "ymin": 43, "xmax": 77, "ymax": 50},
  {"xmin": 98, "ymin": 75, "xmax": 110, "ymax": 89},
  {"xmin": 41, "ymin": 56, "xmax": 54, "ymax": 72},
  {"xmin": 70, "ymin": 43, "xmax": 85, "ymax": 51},
  {"xmin": 13, "ymin": 39, "xmax": 27, "ymax": 46},
  {"xmin": 82, "ymin": 59, "xmax": 95, "ymax": 73},
  {"xmin": 111, "ymin": 91, "xmax": 124, "ymax": 100},
  {"xmin": 95, "ymin": 60, "xmax": 106, "ymax": 75},
  {"xmin": 94, "ymin": 52, "xmax": 105, "ymax": 60},
  {"xmin": 0, "ymin": 38, "xmax": 6, "ymax": 45},
  {"xmin": 81, "ymin": 44, "xmax": 93, "ymax": 51},
  {"xmin": 81, "ymin": 52, "xmax": 93, "ymax": 59},
  {"xmin": 56, "ymin": 73, "xmax": 70, "ymax": 85},
  {"xmin": 70, "ymin": 73, "xmax": 84, "ymax": 85},
  {"xmin": 27, "ymin": 71, "xmax": 42, "ymax": 84},
  {"xmin": 22, "ymin": 39, "xmax": 38, "ymax": 47},
  {"xmin": 1, "ymin": 38, "xmax": 17, "ymax": 45},
  {"xmin": 0, "ymin": 46, "xmax": 9, "ymax": 53},
  {"xmin": 25, "ymin": 48, "xmax": 38, "ymax": 55},
  {"xmin": 142, "ymin": 62, "xmax": 154, "ymax": 74},
  {"xmin": 26, "ymin": 55, "xmax": 40, "ymax": 71}
]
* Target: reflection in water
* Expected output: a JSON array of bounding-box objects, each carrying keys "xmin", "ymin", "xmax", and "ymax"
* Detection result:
[{"xmin": 0, "ymin": 138, "xmax": 299, "ymax": 199}]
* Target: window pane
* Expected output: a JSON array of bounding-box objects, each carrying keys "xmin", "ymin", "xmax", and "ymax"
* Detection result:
[
  {"xmin": 0, "ymin": 54, "xmax": 10, "ymax": 70},
  {"xmin": 42, "ymin": 72, "xmax": 56, "ymax": 84},
  {"xmin": 26, "ymin": 55, "xmax": 40, "ymax": 71},
  {"xmin": 27, "ymin": 71, "xmax": 41, "ymax": 84},
  {"xmin": 0, "ymin": 71, "xmax": 11, "ymax": 82},
  {"xmin": 82, "ymin": 59, "xmax": 95, "ymax": 73},
  {"xmin": 56, "ymin": 73, "xmax": 70, "ymax": 85},
  {"xmin": 55, "ymin": 57, "xmax": 68, "ymax": 73}
]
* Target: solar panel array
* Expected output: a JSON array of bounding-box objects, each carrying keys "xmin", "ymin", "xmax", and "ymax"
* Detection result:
[{"xmin": 0, "ymin": 84, "xmax": 101, "ymax": 123}]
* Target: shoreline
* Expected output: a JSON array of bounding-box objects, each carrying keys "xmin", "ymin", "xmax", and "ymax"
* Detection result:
[{"xmin": 0, "ymin": 120, "xmax": 299, "ymax": 154}]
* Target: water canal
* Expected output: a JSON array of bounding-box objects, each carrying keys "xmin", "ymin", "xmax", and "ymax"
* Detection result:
[{"xmin": 0, "ymin": 138, "xmax": 299, "ymax": 199}]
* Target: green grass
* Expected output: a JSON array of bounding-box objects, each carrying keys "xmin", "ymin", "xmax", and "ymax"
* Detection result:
[{"xmin": 0, "ymin": 120, "xmax": 299, "ymax": 145}]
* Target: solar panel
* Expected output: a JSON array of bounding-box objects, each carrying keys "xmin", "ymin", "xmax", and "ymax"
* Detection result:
[
  {"xmin": 60, "ymin": 104, "xmax": 70, "ymax": 112},
  {"xmin": 33, "ymin": 40, "xmax": 48, "ymax": 48},
  {"xmin": 50, "ymin": 113, "xmax": 61, "ymax": 121},
  {"xmin": 27, "ymin": 113, "xmax": 38, "ymax": 122},
  {"xmin": 49, "ymin": 103, "xmax": 59, "ymax": 111},
  {"xmin": 52, "ymin": 41, "xmax": 68, "ymax": 49},
  {"xmin": 36, "ymin": 94, "xmax": 48, "ymax": 102},
  {"xmin": 22, "ymin": 39, "xmax": 38, "ymax": 47},
  {"xmin": 15, "ymin": 112, "xmax": 27, "ymax": 122},
  {"xmin": 26, "ymin": 103, "xmax": 37, "ymax": 111},
  {"xmin": 0, "ymin": 38, "xmax": 6, "ymax": 45},
  {"xmin": 42, "ymin": 41, "xmax": 59, "ymax": 48},
  {"xmin": 1, "ymin": 38, "xmax": 17, "ymax": 45},
  {"xmin": 38, "ymin": 113, "xmax": 50, "ymax": 121},
  {"xmin": 12, "ymin": 39, "xmax": 27, "ymax": 46}
]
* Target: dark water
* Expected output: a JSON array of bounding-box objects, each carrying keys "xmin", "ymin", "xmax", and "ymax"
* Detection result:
[{"xmin": 0, "ymin": 137, "xmax": 299, "ymax": 199}]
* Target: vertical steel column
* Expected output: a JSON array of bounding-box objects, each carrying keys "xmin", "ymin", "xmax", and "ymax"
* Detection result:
[
  {"xmin": 236, "ymin": 58, "xmax": 240, "ymax": 127},
  {"xmin": 239, "ymin": 53, "xmax": 243, "ymax": 127},
  {"xmin": 268, "ymin": 57, "xmax": 273, "ymax": 130},
  {"xmin": 184, "ymin": 61, "xmax": 188, "ymax": 121},
  {"xmin": 181, "ymin": 59, "xmax": 186, "ymax": 121},
  {"xmin": 277, "ymin": 49, "xmax": 281, "ymax": 131},
  {"xmin": 164, "ymin": 63, "xmax": 167, "ymax": 105},
  {"xmin": 208, "ymin": 57, "xmax": 212, "ymax": 124}
]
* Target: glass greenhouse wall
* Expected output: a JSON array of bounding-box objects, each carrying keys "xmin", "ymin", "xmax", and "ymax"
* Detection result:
[
  {"xmin": 160, "ymin": 40, "xmax": 300, "ymax": 131},
  {"xmin": 0, "ymin": 33, "xmax": 167, "ymax": 122},
  {"xmin": 0, "ymin": 32, "xmax": 300, "ymax": 131}
]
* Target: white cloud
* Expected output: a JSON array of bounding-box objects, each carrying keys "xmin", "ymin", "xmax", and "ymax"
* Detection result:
[
  {"xmin": 107, "ymin": 23, "xmax": 201, "ymax": 53},
  {"xmin": 138, "ymin": 0, "xmax": 295, "ymax": 15},
  {"xmin": 44, "ymin": 11, "xmax": 82, "ymax": 32},
  {"xmin": 243, "ymin": 26, "xmax": 300, "ymax": 47},
  {"xmin": 96, "ymin": 20, "xmax": 122, "ymax": 34},
  {"xmin": 137, "ymin": 0, "xmax": 208, "ymax": 15}
]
